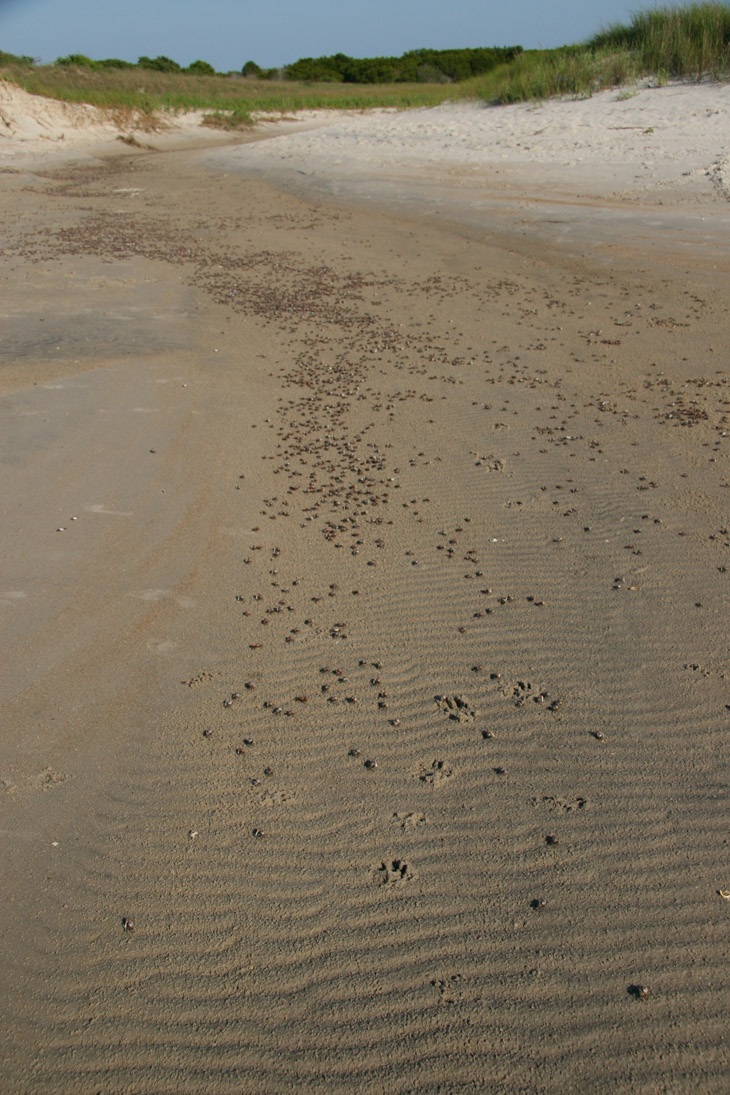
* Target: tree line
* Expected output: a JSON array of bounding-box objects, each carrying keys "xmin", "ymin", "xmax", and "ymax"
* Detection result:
[
  {"xmin": 2, "ymin": 46, "xmax": 523, "ymax": 83},
  {"xmin": 249, "ymin": 46, "xmax": 523, "ymax": 83}
]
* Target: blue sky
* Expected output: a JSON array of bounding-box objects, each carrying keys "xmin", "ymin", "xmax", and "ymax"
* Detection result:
[{"xmin": 1, "ymin": 0, "xmax": 651, "ymax": 70}]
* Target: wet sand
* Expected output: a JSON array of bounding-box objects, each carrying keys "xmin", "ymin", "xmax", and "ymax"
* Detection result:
[{"xmin": 2, "ymin": 113, "xmax": 730, "ymax": 1093}]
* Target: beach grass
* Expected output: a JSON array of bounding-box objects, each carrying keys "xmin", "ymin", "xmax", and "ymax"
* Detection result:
[
  {"xmin": 588, "ymin": 1, "xmax": 730, "ymax": 79},
  {"xmin": 0, "ymin": 63, "xmax": 469, "ymax": 127},
  {"xmin": 472, "ymin": 48, "xmax": 634, "ymax": 104},
  {"xmin": 476, "ymin": 2, "xmax": 730, "ymax": 103},
  {"xmin": 1, "ymin": 2, "xmax": 728, "ymax": 120}
]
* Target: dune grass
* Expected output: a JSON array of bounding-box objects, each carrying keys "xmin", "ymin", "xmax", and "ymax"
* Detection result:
[
  {"xmin": 470, "ymin": 47, "xmax": 638, "ymax": 104},
  {"xmin": 0, "ymin": 62, "xmax": 469, "ymax": 127},
  {"xmin": 469, "ymin": 3, "xmax": 730, "ymax": 104},
  {"xmin": 1, "ymin": 2, "xmax": 728, "ymax": 123},
  {"xmin": 588, "ymin": 2, "xmax": 730, "ymax": 78}
]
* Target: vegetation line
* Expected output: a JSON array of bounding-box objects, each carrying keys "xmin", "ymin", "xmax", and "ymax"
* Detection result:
[{"xmin": 1, "ymin": 2, "xmax": 729, "ymax": 128}]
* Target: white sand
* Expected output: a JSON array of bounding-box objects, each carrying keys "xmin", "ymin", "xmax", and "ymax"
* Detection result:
[
  {"xmin": 0, "ymin": 79, "xmax": 236, "ymax": 164},
  {"xmin": 220, "ymin": 82, "xmax": 730, "ymax": 204},
  {"xmin": 0, "ymin": 80, "xmax": 120, "ymax": 150},
  {"xmin": 3, "ymin": 77, "xmax": 728, "ymax": 202}
]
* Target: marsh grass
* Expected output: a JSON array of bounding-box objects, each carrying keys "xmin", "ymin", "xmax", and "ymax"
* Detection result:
[
  {"xmin": 1, "ymin": 3, "xmax": 728, "ymax": 120},
  {"xmin": 0, "ymin": 63, "xmax": 469, "ymax": 127}
]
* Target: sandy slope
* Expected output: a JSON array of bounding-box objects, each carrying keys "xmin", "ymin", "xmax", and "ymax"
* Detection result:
[
  {"xmin": 1, "ymin": 82, "xmax": 730, "ymax": 1094},
  {"xmin": 209, "ymin": 80, "xmax": 730, "ymax": 195},
  {"xmin": 0, "ymin": 78, "xmax": 346, "ymax": 166}
]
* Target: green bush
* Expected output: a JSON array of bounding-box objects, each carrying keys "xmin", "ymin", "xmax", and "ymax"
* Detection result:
[
  {"xmin": 138, "ymin": 55, "xmax": 181, "ymax": 73},
  {"xmin": 56, "ymin": 53, "xmax": 98, "ymax": 68},
  {"xmin": 0, "ymin": 49, "xmax": 35, "ymax": 65},
  {"xmin": 99, "ymin": 58, "xmax": 135, "ymax": 69},
  {"xmin": 186, "ymin": 59, "xmax": 216, "ymax": 75},
  {"xmin": 242, "ymin": 60, "xmax": 262, "ymax": 77},
  {"xmin": 416, "ymin": 63, "xmax": 451, "ymax": 83},
  {"xmin": 282, "ymin": 45, "xmax": 523, "ymax": 84}
]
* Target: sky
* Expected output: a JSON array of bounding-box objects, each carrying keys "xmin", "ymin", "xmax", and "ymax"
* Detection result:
[{"xmin": 1, "ymin": 0, "xmax": 653, "ymax": 71}]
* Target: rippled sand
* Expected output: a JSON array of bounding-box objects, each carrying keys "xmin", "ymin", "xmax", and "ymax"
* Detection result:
[{"xmin": 2, "ymin": 85, "xmax": 730, "ymax": 1093}]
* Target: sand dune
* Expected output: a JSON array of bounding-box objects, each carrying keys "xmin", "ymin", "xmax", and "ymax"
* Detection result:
[{"xmin": 1, "ymin": 81, "xmax": 730, "ymax": 1093}]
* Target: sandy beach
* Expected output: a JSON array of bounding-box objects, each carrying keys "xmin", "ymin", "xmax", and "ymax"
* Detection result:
[{"xmin": 1, "ymin": 80, "xmax": 730, "ymax": 1093}]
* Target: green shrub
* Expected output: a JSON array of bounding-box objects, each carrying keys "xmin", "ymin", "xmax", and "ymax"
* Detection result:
[
  {"xmin": 56, "ymin": 53, "xmax": 98, "ymax": 68},
  {"xmin": 186, "ymin": 59, "xmax": 216, "ymax": 75},
  {"xmin": 281, "ymin": 45, "xmax": 522, "ymax": 84},
  {"xmin": 99, "ymin": 58, "xmax": 135, "ymax": 69},
  {"xmin": 416, "ymin": 63, "xmax": 451, "ymax": 83},
  {"xmin": 0, "ymin": 49, "xmax": 35, "ymax": 65},
  {"xmin": 138, "ymin": 55, "xmax": 181, "ymax": 73}
]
